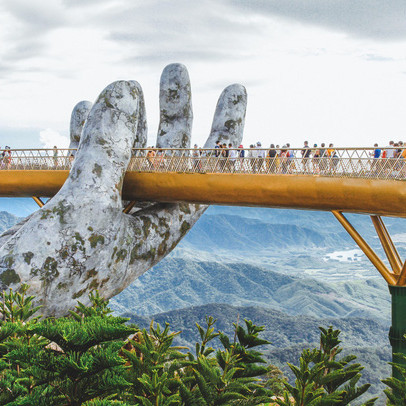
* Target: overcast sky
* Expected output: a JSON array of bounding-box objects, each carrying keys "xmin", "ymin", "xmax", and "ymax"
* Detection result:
[{"xmin": 1, "ymin": 0, "xmax": 406, "ymax": 149}]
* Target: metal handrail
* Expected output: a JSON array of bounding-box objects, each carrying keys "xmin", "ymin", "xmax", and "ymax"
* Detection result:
[{"xmin": 1, "ymin": 148, "xmax": 406, "ymax": 181}]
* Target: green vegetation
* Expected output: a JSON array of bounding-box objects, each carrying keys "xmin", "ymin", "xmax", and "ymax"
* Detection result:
[
  {"xmin": 0, "ymin": 287, "xmax": 387, "ymax": 405},
  {"xmin": 382, "ymin": 354, "xmax": 406, "ymax": 405},
  {"xmin": 276, "ymin": 326, "xmax": 377, "ymax": 405},
  {"xmin": 0, "ymin": 288, "xmax": 278, "ymax": 405}
]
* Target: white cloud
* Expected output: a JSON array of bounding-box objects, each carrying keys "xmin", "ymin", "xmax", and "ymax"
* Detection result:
[
  {"xmin": 39, "ymin": 128, "xmax": 69, "ymax": 149},
  {"xmin": 0, "ymin": 0, "xmax": 406, "ymax": 149}
]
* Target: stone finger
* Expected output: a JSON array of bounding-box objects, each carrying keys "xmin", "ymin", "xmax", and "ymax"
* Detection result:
[
  {"xmin": 61, "ymin": 80, "xmax": 141, "ymax": 206},
  {"xmin": 69, "ymin": 100, "xmax": 93, "ymax": 150},
  {"xmin": 156, "ymin": 63, "xmax": 193, "ymax": 150},
  {"xmin": 129, "ymin": 80, "xmax": 148, "ymax": 149},
  {"xmin": 203, "ymin": 84, "xmax": 247, "ymax": 148}
]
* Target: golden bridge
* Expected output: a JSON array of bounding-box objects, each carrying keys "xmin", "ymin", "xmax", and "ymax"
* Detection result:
[
  {"xmin": 2, "ymin": 146, "xmax": 406, "ymax": 371},
  {"xmin": 1, "ymin": 147, "xmax": 406, "ymax": 215},
  {"xmin": 2, "ymin": 147, "xmax": 406, "ymax": 283}
]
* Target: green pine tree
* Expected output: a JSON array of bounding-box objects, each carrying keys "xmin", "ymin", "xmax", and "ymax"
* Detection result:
[
  {"xmin": 178, "ymin": 317, "xmax": 275, "ymax": 405},
  {"xmin": 276, "ymin": 326, "xmax": 377, "ymax": 406},
  {"xmin": 382, "ymin": 353, "xmax": 406, "ymax": 405},
  {"xmin": 120, "ymin": 321, "xmax": 186, "ymax": 405},
  {"xmin": 4, "ymin": 290, "xmax": 136, "ymax": 406},
  {"xmin": 0, "ymin": 285, "xmax": 46, "ymax": 405}
]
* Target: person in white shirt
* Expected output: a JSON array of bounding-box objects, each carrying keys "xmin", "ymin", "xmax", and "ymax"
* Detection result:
[
  {"xmin": 384, "ymin": 140, "xmax": 395, "ymax": 174},
  {"xmin": 248, "ymin": 144, "xmax": 256, "ymax": 172},
  {"xmin": 192, "ymin": 144, "xmax": 201, "ymax": 171},
  {"xmin": 385, "ymin": 140, "xmax": 394, "ymax": 158},
  {"xmin": 228, "ymin": 143, "xmax": 238, "ymax": 171},
  {"xmin": 257, "ymin": 141, "xmax": 266, "ymax": 172}
]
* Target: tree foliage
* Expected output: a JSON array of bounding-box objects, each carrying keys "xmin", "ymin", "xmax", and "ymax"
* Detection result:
[
  {"xmin": 382, "ymin": 353, "xmax": 406, "ymax": 405},
  {"xmin": 276, "ymin": 326, "xmax": 377, "ymax": 406},
  {"xmin": 0, "ymin": 288, "xmax": 385, "ymax": 405}
]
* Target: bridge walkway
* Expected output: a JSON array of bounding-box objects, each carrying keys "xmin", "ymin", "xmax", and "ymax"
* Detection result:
[{"xmin": 1, "ymin": 147, "xmax": 406, "ymax": 286}]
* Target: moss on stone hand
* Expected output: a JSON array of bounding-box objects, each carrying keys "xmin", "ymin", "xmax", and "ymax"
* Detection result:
[
  {"xmin": 52, "ymin": 202, "xmax": 69, "ymax": 225},
  {"xmin": 92, "ymin": 163, "xmax": 103, "ymax": 177},
  {"xmin": 40, "ymin": 209, "xmax": 52, "ymax": 220},
  {"xmin": 84, "ymin": 268, "xmax": 97, "ymax": 281},
  {"xmin": 72, "ymin": 288, "xmax": 87, "ymax": 299},
  {"xmin": 4, "ymin": 256, "xmax": 15, "ymax": 268},
  {"xmin": 179, "ymin": 203, "xmax": 191, "ymax": 214},
  {"xmin": 180, "ymin": 220, "xmax": 191, "ymax": 237},
  {"xmin": 88, "ymin": 233, "xmax": 105, "ymax": 248},
  {"xmin": 57, "ymin": 282, "xmax": 68, "ymax": 290},
  {"xmin": 130, "ymin": 245, "xmax": 156, "ymax": 264},
  {"xmin": 158, "ymin": 241, "xmax": 167, "ymax": 256},
  {"xmin": 224, "ymin": 119, "xmax": 242, "ymax": 132},
  {"xmin": 141, "ymin": 216, "xmax": 152, "ymax": 238},
  {"xmin": 0, "ymin": 269, "xmax": 20, "ymax": 286},
  {"xmin": 42, "ymin": 257, "xmax": 59, "ymax": 280},
  {"xmin": 232, "ymin": 94, "xmax": 243, "ymax": 105},
  {"xmin": 115, "ymin": 249, "xmax": 128, "ymax": 263},
  {"xmin": 23, "ymin": 252, "xmax": 34, "ymax": 265}
]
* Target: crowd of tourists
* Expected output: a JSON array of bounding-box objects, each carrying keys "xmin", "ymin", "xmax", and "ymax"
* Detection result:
[
  {"xmin": 140, "ymin": 140, "xmax": 406, "ymax": 176},
  {"xmin": 2, "ymin": 141, "xmax": 406, "ymax": 177},
  {"xmin": 0, "ymin": 146, "xmax": 11, "ymax": 169}
]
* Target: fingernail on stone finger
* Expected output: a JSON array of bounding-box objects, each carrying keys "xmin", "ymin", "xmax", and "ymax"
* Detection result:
[{"xmin": 204, "ymin": 84, "xmax": 247, "ymax": 148}]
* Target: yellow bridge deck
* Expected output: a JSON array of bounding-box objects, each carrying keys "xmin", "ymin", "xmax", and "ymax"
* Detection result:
[{"xmin": 1, "ymin": 170, "xmax": 405, "ymax": 218}]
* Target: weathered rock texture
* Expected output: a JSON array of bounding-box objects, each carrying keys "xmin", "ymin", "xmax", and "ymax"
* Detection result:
[{"xmin": 0, "ymin": 63, "xmax": 247, "ymax": 317}]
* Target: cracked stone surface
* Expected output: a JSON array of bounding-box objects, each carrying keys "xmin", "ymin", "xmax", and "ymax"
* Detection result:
[{"xmin": 0, "ymin": 63, "xmax": 247, "ymax": 317}]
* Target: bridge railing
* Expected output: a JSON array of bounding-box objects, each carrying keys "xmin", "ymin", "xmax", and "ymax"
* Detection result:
[{"xmin": 1, "ymin": 148, "xmax": 405, "ymax": 180}]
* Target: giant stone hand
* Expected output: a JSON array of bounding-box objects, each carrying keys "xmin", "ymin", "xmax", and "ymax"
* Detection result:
[{"xmin": 0, "ymin": 64, "xmax": 247, "ymax": 317}]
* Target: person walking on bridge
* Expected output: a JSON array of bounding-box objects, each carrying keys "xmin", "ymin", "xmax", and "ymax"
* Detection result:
[
  {"xmin": 228, "ymin": 143, "xmax": 238, "ymax": 172},
  {"xmin": 312, "ymin": 144, "xmax": 320, "ymax": 174},
  {"xmin": 248, "ymin": 144, "xmax": 256, "ymax": 172},
  {"xmin": 286, "ymin": 143, "xmax": 295, "ymax": 173},
  {"xmin": 257, "ymin": 141, "xmax": 265, "ymax": 173},
  {"xmin": 3, "ymin": 146, "xmax": 11, "ymax": 170},
  {"xmin": 267, "ymin": 144, "xmax": 277, "ymax": 173},
  {"xmin": 301, "ymin": 141, "xmax": 311, "ymax": 173},
  {"xmin": 53, "ymin": 146, "xmax": 58, "ymax": 168},
  {"xmin": 238, "ymin": 144, "xmax": 245, "ymax": 172},
  {"xmin": 146, "ymin": 147, "xmax": 156, "ymax": 170},
  {"xmin": 192, "ymin": 144, "xmax": 201, "ymax": 172},
  {"xmin": 0, "ymin": 147, "xmax": 5, "ymax": 169},
  {"xmin": 372, "ymin": 143, "xmax": 381, "ymax": 175}
]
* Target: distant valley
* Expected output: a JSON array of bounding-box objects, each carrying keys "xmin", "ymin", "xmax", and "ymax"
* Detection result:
[{"xmin": 1, "ymin": 199, "xmax": 402, "ymax": 404}]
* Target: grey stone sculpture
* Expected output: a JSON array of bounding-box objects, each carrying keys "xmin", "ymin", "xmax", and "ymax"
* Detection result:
[{"xmin": 0, "ymin": 64, "xmax": 247, "ymax": 317}]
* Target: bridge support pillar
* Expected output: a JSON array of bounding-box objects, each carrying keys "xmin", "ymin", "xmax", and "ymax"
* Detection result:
[
  {"xmin": 389, "ymin": 285, "xmax": 406, "ymax": 379},
  {"xmin": 332, "ymin": 210, "xmax": 406, "ymax": 379},
  {"xmin": 32, "ymin": 196, "xmax": 44, "ymax": 207}
]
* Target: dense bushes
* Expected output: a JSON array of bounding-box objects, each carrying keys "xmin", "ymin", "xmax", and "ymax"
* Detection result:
[{"xmin": 0, "ymin": 286, "xmax": 397, "ymax": 405}]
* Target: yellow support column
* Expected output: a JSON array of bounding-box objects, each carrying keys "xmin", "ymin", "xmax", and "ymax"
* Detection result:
[
  {"xmin": 32, "ymin": 196, "xmax": 44, "ymax": 208},
  {"xmin": 396, "ymin": 262, "xmax": 406, "ymax": 286},
  {"xmin": 332, "ymin": 211, "xmax": 397, "ymax": 285},
  {"xmin": 371, "ymin": 215, "xmax": 402, "ymax": 274},
  {"xmin": 123, "ymin": 201, "xmax": 137, "ymax": 214}
]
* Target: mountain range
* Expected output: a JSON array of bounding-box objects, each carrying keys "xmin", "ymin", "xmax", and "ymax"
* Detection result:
[{"xmin": 0, "ymin": 200, "xmax": 400, "ymax": 404}]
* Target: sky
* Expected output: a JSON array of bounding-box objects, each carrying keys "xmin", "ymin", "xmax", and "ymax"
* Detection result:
[{"xmin": 0, "ymin": 0, "xmax": 406, "ymax": 149}]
